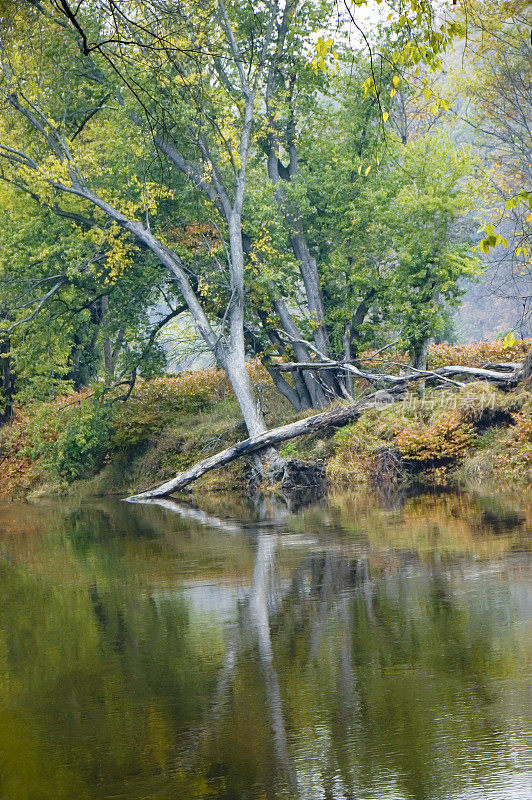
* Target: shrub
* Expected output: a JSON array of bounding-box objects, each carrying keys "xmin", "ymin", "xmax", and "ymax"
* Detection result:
[
  {"xmin": 512, "ymin": 410, "xmax": 532, "ymax": 442},
  {"xmin": 110, "ymin": 376, "xmax": 215, "ymax": 450},
  {"xmin": 25, "ymin": 399, "xmax": 111, "ymax": 483},
  {"xmin": 359, "ymin": 339, "xmax": 531, "ymax": 369},
  {"xmin": 0, "ymin": 408, "xmax": 41, "ymax": 497},
  {"xmin": 395, "ymin": 413, "xmax": 475, "ymax": 463},
  {"xmin": 455, "ymin": 382, "xmax": 527, "ymax": 428},
  {"xmin": 485, "ymin": 410, "xmax": 532, "ymax": 488},
  {"xmin": 427, "ymin": 339, "xmax": 531, "ymax": 368},
  {"xmin": 328, "ymin": 399, "xmax": 479, "ymax": 488},
  {"xmin": 327, "ymin": 404, "xmax": 422, "ymax": 486}
]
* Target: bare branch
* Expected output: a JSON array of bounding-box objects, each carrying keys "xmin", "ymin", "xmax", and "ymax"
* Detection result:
[{"xmin": 3, "ymin": 278, "xmax": 68, "ymax": 333}]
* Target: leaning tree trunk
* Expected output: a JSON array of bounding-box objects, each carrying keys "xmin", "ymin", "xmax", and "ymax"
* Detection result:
[
  {"xmin": 273, "ymin": 297, "xmax": 328, "ymax": 408},
  {"xmin": 125, "ymin": 393, "xmax": 385, "ymax": 501},
  {"xmin": 263, "ymin": 360, "xmax": 307, "ymax": 411}
]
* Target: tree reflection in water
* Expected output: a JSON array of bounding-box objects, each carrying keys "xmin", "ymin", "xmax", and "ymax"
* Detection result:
[{"xmin": 0, "ymin": 492, "xmax": 529, "ymax": 800}]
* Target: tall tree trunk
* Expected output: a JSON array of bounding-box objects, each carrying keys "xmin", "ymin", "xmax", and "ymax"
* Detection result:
[
  {"xmin": 410, "ymin": 338, "xmax": 429, "ymax": 371},
  {"xmin": 101, "ymin": 295, "xmax": 115, "ymax": 378},
  {"xmin": 0, "ymin": 334, "xmax": 15, "ymax": 424},
  {"xmin": 103, "ymin": 336, "xmax": 114, "ymax": 377},
  {"xmin": 65, "ymin": 186, "xmax": 268, "ymax": 442},
  {"xmin": 273, "ymin": 298, "xmax": 329, "ymax": 408},
  {"xmin": 288, "ymin": 232, "xmax": 330, "ymax": 357},
  {"xmin": 222, "ymin": 349, "xmax": 267, "ymax": 437},
  {"xmin": 253, "ymin": 310, "xmax": 313, "ymax": 410},
  {"xmin": 226, "ymin": 212, "xmax": 268, "ymax": 437},
  {"xmin": 343, "ymin": 323, "xmax": 354, "ymax": 396},
  {"xmin": 262, "ymin": 360, "xmax": 306, "ymax": 411},
  {"xmin": 267, "ymin": 183, "xmax": 340, "ymax": 401},
  {"xmin": 263, "ymin": 83, "xmax": 341, "ymax": 402}
]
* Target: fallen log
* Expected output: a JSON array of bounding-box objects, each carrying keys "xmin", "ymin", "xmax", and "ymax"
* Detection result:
[
  {"xmin": 125, "ymin": 357, "xmax": 528, "ymax": 503},
  {"xmin": 276, "ymin": 361, "xmax": 521, "ymax": 385},
  {"xmin": 125, "ymin": 389, "xmax": 401, "ymax": 502}
]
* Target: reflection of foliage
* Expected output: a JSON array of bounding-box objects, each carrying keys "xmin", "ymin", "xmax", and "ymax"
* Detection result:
[
  {"xmin": 0, "ymin": 561, "xmax": 225, "ymax": 798},
  {"xmin": 276, "ymin": 554, "xmax": 525, "ymax": 799},
  {"xmin": 0, "ymin": 495, "xmax": 529, "ymax": 799}
]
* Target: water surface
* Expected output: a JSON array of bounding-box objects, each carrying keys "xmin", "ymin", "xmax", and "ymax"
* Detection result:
[{"xmin": 0, "ymin": 491, "xmax": 530, "ymax": 800}]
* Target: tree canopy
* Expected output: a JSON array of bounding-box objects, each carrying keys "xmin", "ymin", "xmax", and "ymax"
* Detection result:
[{"xmin": 0, "ymin": 0, "xmax": 529, "ymax": 429}]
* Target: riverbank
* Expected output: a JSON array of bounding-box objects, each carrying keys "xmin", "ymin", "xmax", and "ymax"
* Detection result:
[{"xmin": 1, "ymin": 340, "xmax": 531, "ymax": 501}]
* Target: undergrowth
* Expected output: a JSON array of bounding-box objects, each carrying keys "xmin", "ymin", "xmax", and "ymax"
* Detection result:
[
  {"xmin": 1, "ymin": 344, "xmax": 531, "ymax": 499},
  {"xmin": 328, "ymin": 383, "xmax": 532, "ymax": 491},
  {"xmin": 0, "ymin": 362, "xmax": 285, "ymax": 498}
]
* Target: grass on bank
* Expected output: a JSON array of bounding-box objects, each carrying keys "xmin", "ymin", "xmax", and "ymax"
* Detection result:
[
  {"xmin": 1, "ymin": 340, "xmax": 531, "ymax": 499},
  {"xmin": 327, "ymin": 382, "xmax": 532, "ymax": 491}
]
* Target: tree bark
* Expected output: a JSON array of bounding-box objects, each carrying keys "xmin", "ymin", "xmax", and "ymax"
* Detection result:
[
  {"xmin": 514, "ymin": 346, "xmax": 532, "ymax": 383},
  {"xmin": 343, "ymin": 324, "xmax": 353, "ymax": 396},
  {"xmin": 53, "ymin": 183, "xmax": 267, "ymax": 440},
  {"xmin": 263, "ymin": 360, "xmax": 306, "ymax": 411},
  {"xmin": 0, "ymin": 334, "xmax": 15, "ymax": 424},
  {"xmin": 101, "ymin": 296, "xmax": 115, "ymax": 378},
  {"xmin": 273, "ymin": 297, "xmax": 328, "ymax": 408},
  {"xmin": 253, "ymin": 310, "xmax": 313, "ymax": 410},
  {"xmin": 410, "ymin": 338, "xmax": 429, "ymax": 371},
  {"xmin": 221, "ymin": 348, "xmax": 267, "ymax": 437}
]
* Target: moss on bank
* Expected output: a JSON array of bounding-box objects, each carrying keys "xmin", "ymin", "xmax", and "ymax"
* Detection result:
[{"xmin": 1, "ymin": 341, "xmax": 531, "ymax": 501}]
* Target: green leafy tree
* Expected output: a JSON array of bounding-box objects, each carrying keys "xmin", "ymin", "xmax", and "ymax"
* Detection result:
[
  {"xmin": 243, "ymin": 53, "xmax": 480, "ymax": 381},
  {"xmin": 0, "ymin": 179, "xmax": 177, "ymax": 408}
]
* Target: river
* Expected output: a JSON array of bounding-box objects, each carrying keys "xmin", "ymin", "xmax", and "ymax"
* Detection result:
[{"xmin": 0, "ymin": 490, "xmax": 530, "ymax": 799}]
